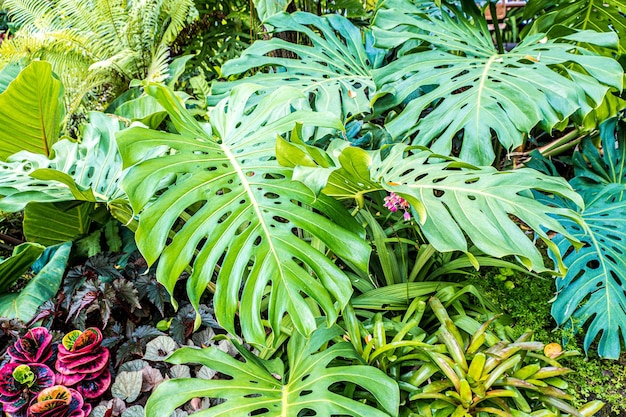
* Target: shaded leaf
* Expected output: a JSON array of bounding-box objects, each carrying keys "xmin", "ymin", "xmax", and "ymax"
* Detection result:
[
  {"xmin": 23, "ymin": 201, "xmax": 93, "ymax": 246},
  {"xmin": 111, "ymin": 371, "xmax": 143, "ymax": 402},
  {"xmin": 0, "ymin": 242, "xmax": 45, "ymax": 293},
  {"xmin": 0, "ymin": 242, "xmax": 71, "ymax": 321}
]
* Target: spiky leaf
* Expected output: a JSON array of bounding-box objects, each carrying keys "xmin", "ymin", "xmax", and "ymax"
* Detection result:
[
  {"xmin": 372, "ymin": 4, "xmax": 623, "ymax": 165},
  {"xmin": 145, "ymin": 326, "xmax": 399, "ymax": 417},
  {"xmin": 117, "ymin": 83, "xmax": 370, "ymax": 345}
]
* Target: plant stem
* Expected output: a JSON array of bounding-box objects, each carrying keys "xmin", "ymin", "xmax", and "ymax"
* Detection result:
[
  {"xmin": 489, "ymin": 1, "xmax": 504, "ymax": 54},
  {"xmin": 0, "ymin": 232, "xmax": 23, "ymax": 246}
]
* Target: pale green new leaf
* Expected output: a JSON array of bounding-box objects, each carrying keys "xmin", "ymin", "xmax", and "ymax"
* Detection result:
[
  {"xmin": 0, "ymin": 242, "xmax": 71, "ymax": 321},
  {"xmin": 0, "ymin": 112, "xmax": 125, "ymax": 211},
  {"xmin": 145, "ymin": 326, "xmax": 399, "ymax": 417},
  {"xmin": 372, "ymin": 145, "xmax": 584, "ymax": 272},
  {"xmin": 372, "ymin": 5, "xmax": 623, "ymax": 165},
  {"xmin": 118, "ymin": 84, "xmax": 370, "ymax": 345},
  {"xmin": 0, "ymin": 61, "xmax": 63, "ymax": 160},
  {"xmin": 253, "ymin": 0, "xmax": 290, "ymax": 21},
  {"xmin": 213, "ymin": 12, "xmax": 385, "ymax": 123},
  {"xmin": 524, "ymin": 0, "xmax": 626, "ymax": 55}
]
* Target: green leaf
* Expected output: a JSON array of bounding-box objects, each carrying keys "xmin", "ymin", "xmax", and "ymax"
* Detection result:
[
  {"xmin": 524, "ymin": 0, "xmax": 626, "ymax": 55},
  {"xmin": 372, "ymin": 5, "xmax": 623, "ymax": 165},
  {"xmin": 214, "ymin": 12, "xmax": 384, "ymax": 125},
  {"xmin": 374, "ymin": 145, "xmax": 584, "ymax": 271},
  {"xmin": 0, "ymin": 111, "xmax": 125, "ymax": 211},
  {"xmin": 23, "ymin": 201, "xmax": 94, "ymax": 246},
  {"xmin": 253, "ymin": 0, "xmax": 290, "ymax": 21},
  {"xmin": 0, "ymin": 63, "xmax": 22, "ymax": 93},
  {"xmin": 0, "ymin": 242, "xmax": 45, "ymax": 293},
  {"xmin": 546, "ymin": 118, "xmax": 626, "ymax": 359},
  {"xmin": 145, "ymin": 326, "xmax": 399, "ymax": 417},
  {"xmin": 0, "ymin": 242, "xmax": 71, "ymax": 321},
  {"xmin": 118, "ymin": 83, "xmax": 370, "ymax": 345},
  {"xmin": 0, "ymin": 61, "xmax": 64, "ymax": 160}
]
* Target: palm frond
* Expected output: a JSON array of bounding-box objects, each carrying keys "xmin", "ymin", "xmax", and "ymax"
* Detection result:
[{"xmin": 3, "ymin": 0, "xmax": 56, "ymax": 27}]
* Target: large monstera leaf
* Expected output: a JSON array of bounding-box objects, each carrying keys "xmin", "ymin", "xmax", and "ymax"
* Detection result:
[
  {"xmin": 145, "ymin": 326, "xmax": 399, "ymax": 417},
  {"xmin": 372, "ymin": 4, "xmax": 623, "ymax": 165},
  {"xmin": 283, "ymin": 141, "xmax": 583, "ymax": 272},
  {"xmin": 212, "ymin": 12, "xmax": 385, "ymax": 123},
  {"xmin": 0, "ymin": 112, "xmax": 125, "ymax": 212},
  {"xmin": 117, "ymin": 84, "xmax": 370, "ymax": 345},
  {"xmin": 524, "ymin": 0, "xmax": 626, "ymax": 55},
  {"xmin": 542, "ymin": 117, "xmax": 626, "ymax": 358}
]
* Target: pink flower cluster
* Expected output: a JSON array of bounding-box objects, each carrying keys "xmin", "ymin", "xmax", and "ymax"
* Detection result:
[
  {"xmin": 0, "ymin": 327, "xmax": 111, "ymax": 417},
  {"xmin": 383, "ymin": 192, "xmax": 411, "ymax": 221}
]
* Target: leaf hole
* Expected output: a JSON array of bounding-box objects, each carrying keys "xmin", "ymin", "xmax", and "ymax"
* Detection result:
[
  {"xmin": 586, "ymin": 260, "xmax": 600, "ymax": 269},
  {"xmin": 433, "ymin": 189, "xmax": 445, "ymax": 197}
]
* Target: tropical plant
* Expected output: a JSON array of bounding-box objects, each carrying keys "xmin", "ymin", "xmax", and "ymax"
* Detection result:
[
  {"xmin": 0, "ymin": 0, "xmax": 198, "ymax": 120},
  {"xmin": 146, "ymin": 325, "xmax": 399, "ymax": 416},
  {"xmin": 372, "ymin": 0, "xmax": 623, "ymax": 165},
  {"xmin": 28, "ymin": 385, "xmax": 92, "ymax": 417},
  {"xmin": 531, "ymin": 115, "xmax": 626, "ymax": 359}
]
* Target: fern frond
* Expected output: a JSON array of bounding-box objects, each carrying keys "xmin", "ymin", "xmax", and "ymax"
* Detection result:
[
  {"xmin": 3, "ymin": 0, "xmax": 56, "ymax": 27},
  {"xmin": 161, "ymin": 0, "xmax": 197, "ymax": 45}
]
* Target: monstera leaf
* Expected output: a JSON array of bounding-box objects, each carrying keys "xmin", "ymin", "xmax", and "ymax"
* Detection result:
[
  {"xmin": 524, "ymin": 0, "xmax": 626, "ymax": 55},
  {"xmin": 543, "ymin": 117, "xmax": 626, "ymax": 358},
  {"xmin": 284, "ymin": 141, "xmax": 584, "ymax": 272},
  {"xmin": 117, "ymin": 83, "xmax": 370, "ymax": 345},
  {"xmin": 372, "ymin": 4, "xmax": 623, "ymax": 165},
  {"xmin": 213, "ymin": 12, "xmax": 385, "ymax": 124},
  {"xmin": 0, "ymin": 112, "xmax": 125, "ymax": 212},
  {"xmin": 0, "ymin": 61, "xmax": 64, "ymax": 160},
  {"xmin": 145, "ymin": 325, "xmax": 399, "ymax": 417}
]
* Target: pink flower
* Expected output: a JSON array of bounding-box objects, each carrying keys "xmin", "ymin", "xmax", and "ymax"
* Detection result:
[{"xmin": 383, "ymin": 192, "xmax": 411, "ymax": 220}]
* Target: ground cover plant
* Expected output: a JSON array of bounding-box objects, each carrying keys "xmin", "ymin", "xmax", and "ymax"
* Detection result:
[{"xmin": 0, "ymin": 0, "xmax": 625, "ymax": 415}]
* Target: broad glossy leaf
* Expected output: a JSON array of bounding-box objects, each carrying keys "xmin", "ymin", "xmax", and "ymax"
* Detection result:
[
  {"xmin": 549, "ymin": 192, "xmax": 626, "ymax": 359},
  {"xmin": 145, "ymin": 326, "xmax": 399, "ymax": 417},
  {"xmin": 118, "ymin": 83, "xmax": 370, "ymax": 345},
  {"xmin": 373, "ymin": 145, "xmax": 584, "ymax": 271},
  {"xmin": 0, "ymin": 242, "xmax": 71, "ymax": 321},
  {"xmin": 253, "ymin": 0, "xmax": 290, "ymax": 21},
  {"xmin": 372, "ymin": 5, "xmax": 623, "ymax": 165},
  {"xmin": 545, "ymin": 118, "xmax": 626, "ymax": 358},
  {"xmin": 0, "ymin": 61, "xmax": 63, "ymax": 160},
  {"xmin": 214, "ymin": 12, "xmax": 385, "ymax": 124},
  {"xmin": 0, "ymin": 63, "xmax": 22, "ymax": 93},
  {"xmin": 0, "ymin": 111, "xmax": 125, "ymax": 211},
  {"xmin": 0, "ymin": 242, "xmax": 45, "ymax": 292},
  {"xmin": 287, "ymin": 141, "xmax": 584, "ymax": 272},
  {"xmin": 24, "ymin": 201, "xmax": 94, "ymax": 246},
  {"xmin": 524, "ymin": 0, "xmax": 626, "ymax": 55}
]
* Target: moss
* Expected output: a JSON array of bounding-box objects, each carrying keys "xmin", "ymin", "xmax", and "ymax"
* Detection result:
[{"xmin": 467, "ymin": 267, "xmax": 626, "ymax": 415}]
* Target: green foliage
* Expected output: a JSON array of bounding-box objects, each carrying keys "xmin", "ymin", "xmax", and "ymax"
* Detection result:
[
  {"xmin": 146, "ymin": 325, "xmax": 399, "ymax": 416},
  {"xmin": 0, "ymin": 0, "xmax": 198, "ymax": 118},
  {"xmin": 117, "ymin": 83, "xmax": 369, "ymax": 346},
  {"xmin": 0, "ymin": 242, "xmax": 45, "ymax": 293},
  {"xmin": 281, "ymin": 139, "xmax": 584, "ymax": 272},
  {"xmin": 372, "ymin": 1, "xmax": 623, "ymax": 165},
  {"xmin": 214, "ymin": 12, "xmax": 385, "ymax": 126},
  {"xmin": 0, "ymin": 242, "xmax": 71, "ymax": 321},
  {"xmin": 0, "ymin": 111, "xmax": 125, "ymax": 211},
  {"xmin": 523, "ymin": 0, "xmax": 626, "ymax": 56},
  {"xmin": 0, "ymin": 61, "xmax": 63, "ymax": 160},
  {"xmin": 534, "ymin": 117, "xmax": 626, "ymax": 359},
  {"xmin": 23, "ymin": 202, "xmax": 94, "ymax": 246}
]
